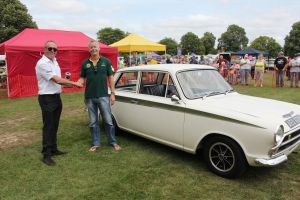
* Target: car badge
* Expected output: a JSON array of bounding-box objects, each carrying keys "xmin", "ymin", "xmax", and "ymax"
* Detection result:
[{"xmin": 282, "ymin": 111, "xmax": 294, "ymax": 118}]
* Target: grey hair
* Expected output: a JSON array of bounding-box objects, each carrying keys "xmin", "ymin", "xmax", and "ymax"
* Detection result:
[
  {"xmin": 88, "ymin": 40, "xmax": 99, "ymax": 48},
  {"xmin": 44, "ymin": 40, "xmax": 56, "ymax": 48}
]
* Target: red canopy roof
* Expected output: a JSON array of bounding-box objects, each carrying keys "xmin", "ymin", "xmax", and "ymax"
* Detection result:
[
  {"xmin": 0, "ymin": 28, "xmax": 118, "ymax": 98},
  {"xmin": 0, "ymin": 28, "xmax": 117, "ymax": 54}
]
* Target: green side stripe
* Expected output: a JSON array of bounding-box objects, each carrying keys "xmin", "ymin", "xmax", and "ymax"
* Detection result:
[{"xmin": 115, "ymin": 95, "xmax": 265, "ymax": 129}]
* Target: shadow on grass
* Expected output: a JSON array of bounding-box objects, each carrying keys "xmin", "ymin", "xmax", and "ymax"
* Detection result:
[
  {"xmin": 117, "ymin": 129, "xmax": 297, "ymax": 182},
  {"xmin": 117, "ymin": 129, "xmax": 206, "ymax": 166}
]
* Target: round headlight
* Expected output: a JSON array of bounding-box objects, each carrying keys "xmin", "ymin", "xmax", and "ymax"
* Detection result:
[{"xmin": 275, "ymin": 125, "xmax": 284, "ymax": 144}]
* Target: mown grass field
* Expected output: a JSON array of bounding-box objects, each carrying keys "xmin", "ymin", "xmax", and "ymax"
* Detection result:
[{"xmin": 0, "ymin": 71, "xmax": 299, "ymax": 200}]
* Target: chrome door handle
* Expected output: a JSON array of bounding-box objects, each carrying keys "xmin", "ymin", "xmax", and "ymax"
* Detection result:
[{"xmin": 130, "ymin": 100, "xmax": 138, "ymax": 104}]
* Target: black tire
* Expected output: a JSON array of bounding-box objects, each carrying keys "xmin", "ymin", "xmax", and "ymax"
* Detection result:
[{"xmin": 203, "ymin": 136, "xmax": 247, "ymax": 179}]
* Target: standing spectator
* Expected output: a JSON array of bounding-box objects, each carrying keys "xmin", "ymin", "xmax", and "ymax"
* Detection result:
[
  {"xmin": 198, "ymin": 55, "xmax": 207, "ymax": 65},
  {"xmin": 249, "ymin": 56, "xmax": 256, "ymax": 79},
  {"xmin": 254, "ymin": 54, "xmax": 266, "ymax": 87},
  {"xmin": 274, "ymin": 52, "xmax": 288, "ymax": 87},
  {"xmin": 166, "ymin": 56, "xmax": 172, "ymax": 64},
  {"xmin": 240, "ymin": 54, "xmax": 251, "ymax": 85},
  {"xmin": 150, "ymin": 58, "xmax": 158, "ymax": 64},
  {"xmin": 36, "ymin": 40, "xmax": 83, "ymax": 166},
  {"xmin": 78, "ymin": 40, "xmax": 121, "ymax": 152},
  {"xmin": 228, "ymin": 62, "xmax": 240, "ymax": 85},
  {"xmin": 211, "ymin": 56, "xmax": 219, "ymax": 68},
  {"xmin": 286, "ymin": 57, "xmax": 292, "ymax": 80},
  {"xmin": 216, "ymin": 55, "xmax": 229, "ymax": 78},
  {"xmin": 289, "ymin": 53, "xmax": 300, "ymax": 88},
  {"xmin": 218, "ymin": 61, "xmax": 227, "ymax": 78},
  {"xmin": 189, "ymin": 56, "xmax": 198, "ymax": 64}
]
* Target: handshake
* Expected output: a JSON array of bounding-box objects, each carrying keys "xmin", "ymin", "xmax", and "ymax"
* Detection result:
[{"xmin": 64, "ymin": 72, "xmax": 83, "ymax": 88}]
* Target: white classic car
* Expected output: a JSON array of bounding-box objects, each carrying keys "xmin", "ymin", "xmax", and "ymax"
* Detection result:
[{"xmin": 111, "ymin": 64, "xmax": 300, "ymax": 178}]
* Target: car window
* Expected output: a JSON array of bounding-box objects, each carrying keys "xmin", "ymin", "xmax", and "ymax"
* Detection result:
[
  {"xmin": 140, "ymin": 71, "xmax": 167, "ymax": 97},
  {"xmin": 177, "ymin": 69, "xmax": 232, "ymax": 99},
  {"xmin": 139, "ymin": 71, "xmax": 179, "ymax": 98},
  {"xmin": 115, "ymin": 71, "xmax": 138, "ymax": 93},
  {"xmin": 166, "ymin": 76, "xmax": 179, "ymax": 98},
  {"xmin": 141, "ymin": 72, "xmax": 159, "ymax": 85}
]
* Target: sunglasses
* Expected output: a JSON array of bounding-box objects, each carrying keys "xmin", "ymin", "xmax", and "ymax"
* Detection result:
[{"xmin": 47, "ymin": 47, "xmax": 58, "ymax": 52}]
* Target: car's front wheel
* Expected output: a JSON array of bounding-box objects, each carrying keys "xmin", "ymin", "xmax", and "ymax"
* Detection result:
[{"xmin": 203, "ymin": 136, "xmax": 247, "ymax": 178}]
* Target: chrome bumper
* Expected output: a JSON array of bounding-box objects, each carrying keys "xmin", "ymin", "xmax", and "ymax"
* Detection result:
[
  {"xmin": 255, "ymin": 155, "xmax": 288, "ymax": 166},
  {"xmin": 255, "ymin": 138, "xmax": 300, "ymax": 166}
]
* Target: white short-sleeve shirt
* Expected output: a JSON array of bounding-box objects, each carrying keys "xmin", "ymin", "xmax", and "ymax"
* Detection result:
[
  {"xmin": 240, "ymin": 58, "xmax": 251, "ymax": 70},
  {"xmin": 35, "ymin": 55, "xmax": 62, "ymax": 94}
]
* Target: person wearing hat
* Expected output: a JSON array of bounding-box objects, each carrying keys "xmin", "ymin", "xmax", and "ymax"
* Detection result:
[
  {"xmin": 288, "ymin": 53, "xmax": 300, "ymax": 88},
  {"xmin": 274, "ymin": 52, "xmax": 288, "ymax": 87}
]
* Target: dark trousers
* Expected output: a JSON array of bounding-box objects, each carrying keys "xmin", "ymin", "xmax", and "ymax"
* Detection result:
[{"xmin": 38, "ymin": 94, "xmax": 62, "ymax": 157}]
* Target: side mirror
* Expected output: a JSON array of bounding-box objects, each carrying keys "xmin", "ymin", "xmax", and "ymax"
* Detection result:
[{"xmin": 171, "ymin": 95, "xmax": 180, "ymax": 103}]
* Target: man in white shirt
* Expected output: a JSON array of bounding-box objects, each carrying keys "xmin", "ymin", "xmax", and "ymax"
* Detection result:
[
  {"xmin": 36, "ymin": 40, "xmax": 82, "ymax": 166},
  {"xmin": 240, "ymin": 54, "xmax": 251, "ymax": 85}
]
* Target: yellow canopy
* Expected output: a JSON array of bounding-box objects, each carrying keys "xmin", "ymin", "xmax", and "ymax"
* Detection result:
[{"xmin": 110, "ymin": 33, "xmax": 166, "ymax": 52}]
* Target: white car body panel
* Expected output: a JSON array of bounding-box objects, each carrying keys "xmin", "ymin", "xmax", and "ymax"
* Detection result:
[{"xmin": 112, "ymin": 64, "xmax": 300, "ymax": 169}]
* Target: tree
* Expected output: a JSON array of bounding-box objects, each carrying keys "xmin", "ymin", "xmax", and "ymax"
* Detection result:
[
  {"xmin": 217, "ymin": 24, "xmax": 248, "ymax": 52},
  {"xmin": 97, "ymin": 27, "xmax": 128, "ymax": 45},
  {"xmin": 0, "ymin": 0, "xmax": 37, "ymax": 43},
  {"xmin": 284, "ymin": 21, "xmax": 300, "ymax": 57},
  {"xmin": 180, "ymin": 32, "xmax": 205, "ymax": 55},
  {"xmin": 250, "ymin": 36, "xmax": 281, "ymax": 58},
  {"xmin": 200, "ymin": 32, "xmax": 216, "ymax": 54},
  {"xmin": 159, "ymin": 37, "xmax": 178, "ymax": 55}
]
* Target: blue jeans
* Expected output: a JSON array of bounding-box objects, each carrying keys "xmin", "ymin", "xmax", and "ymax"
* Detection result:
[
  {"xmin": 85, "ymin": 97, "xmax": 117, "ymax": 146},
  {"xmin": 276, "ymin": 70, "xmax": 284, "ymax": 87},
  {"xmin": 240, "ymin": 68, "xmax": 250, "ymax": 85}
]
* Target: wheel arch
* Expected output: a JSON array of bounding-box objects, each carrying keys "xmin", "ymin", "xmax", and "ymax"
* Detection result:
[{"xmin": 197, "ymin": 133, "xmax": 248, "ymax": 165}]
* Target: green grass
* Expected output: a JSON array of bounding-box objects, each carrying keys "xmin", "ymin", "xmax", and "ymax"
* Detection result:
[{"xmin": 0, "ymin": 73, "xmax": 300, "ymax": 200}]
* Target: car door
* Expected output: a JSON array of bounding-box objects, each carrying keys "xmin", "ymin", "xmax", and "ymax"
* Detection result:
[
  {"xmin": 114, "ymin": 70, "xmax": 185, "ymax": 149},
  {"xmin": 113, "ymin": 70, "xmax": 143, "ymax": 132},
  {"xmin": 134, "ymin": 71, "xmax": 185, "ymax": 149}
]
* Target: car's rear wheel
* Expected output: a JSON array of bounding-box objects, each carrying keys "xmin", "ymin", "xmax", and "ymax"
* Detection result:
[{"xmin": 203, "ymin": 136, "xmax": 247, "ymax": 178}]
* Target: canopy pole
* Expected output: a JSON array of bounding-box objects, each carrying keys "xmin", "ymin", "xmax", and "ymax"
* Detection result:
[{"xmin": 130, "ymin": 52, "xmax": 131, "ymax": 67}]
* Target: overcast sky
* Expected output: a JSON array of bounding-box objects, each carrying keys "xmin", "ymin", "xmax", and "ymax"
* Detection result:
[{"xmin": 20, "ymin": 0, "xmax": 300, "ymax": 46}]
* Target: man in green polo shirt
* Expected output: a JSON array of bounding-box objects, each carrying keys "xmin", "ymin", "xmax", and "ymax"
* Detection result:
[{"xmin": 78, "ymin": 40, "xmax": 121, "ymax": 152}]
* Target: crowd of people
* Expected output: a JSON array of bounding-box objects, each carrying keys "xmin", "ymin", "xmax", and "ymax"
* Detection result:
[
  {"xmin": 119, "ymin": 52, "xmax": 300, "ymax": 88},
  {"xmin": 212, "ymin": 52, "xmax": 300, "ymax": 88}
]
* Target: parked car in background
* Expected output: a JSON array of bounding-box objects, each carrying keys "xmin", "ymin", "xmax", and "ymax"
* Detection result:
[
  {"xmin": 112, "ymin": 64, "xmax": 300, "ymax": 178},
  {"xmin": 266, "ymin": 58, "xmax": 275, "ymax": 70},
  {"xmin": 0, "ymin": 55, "xmax": 6, "ymax": 68}
]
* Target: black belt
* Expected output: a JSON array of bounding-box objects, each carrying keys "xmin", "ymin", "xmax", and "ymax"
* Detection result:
[{"xmin": 39, "ymin": 93, "xmax": 60, "ymax": 96}]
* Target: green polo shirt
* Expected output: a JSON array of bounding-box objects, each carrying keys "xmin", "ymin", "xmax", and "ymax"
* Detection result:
[{"xmin": 80, "ymin": 56, "xmax": 113, "ymax": 98}]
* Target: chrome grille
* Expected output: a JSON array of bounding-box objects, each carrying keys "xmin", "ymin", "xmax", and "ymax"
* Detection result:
[
  {"xmin": 282, "ymin": 129, "xmax": 300, "ymax": 143},
  {"xmin": 278, "ymin": 128, "xmax": 300, "ymax": 152}
]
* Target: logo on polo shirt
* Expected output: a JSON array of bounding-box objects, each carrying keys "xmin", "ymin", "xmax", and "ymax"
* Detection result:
[{"xmin": 86, "ymin": 63, "xmax": 91, "ymax": 68}]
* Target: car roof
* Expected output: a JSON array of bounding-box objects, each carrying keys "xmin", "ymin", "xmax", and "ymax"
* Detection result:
[{"xmin": 116, "ymin": 64, "xmax": 215, "ymax": 73}]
